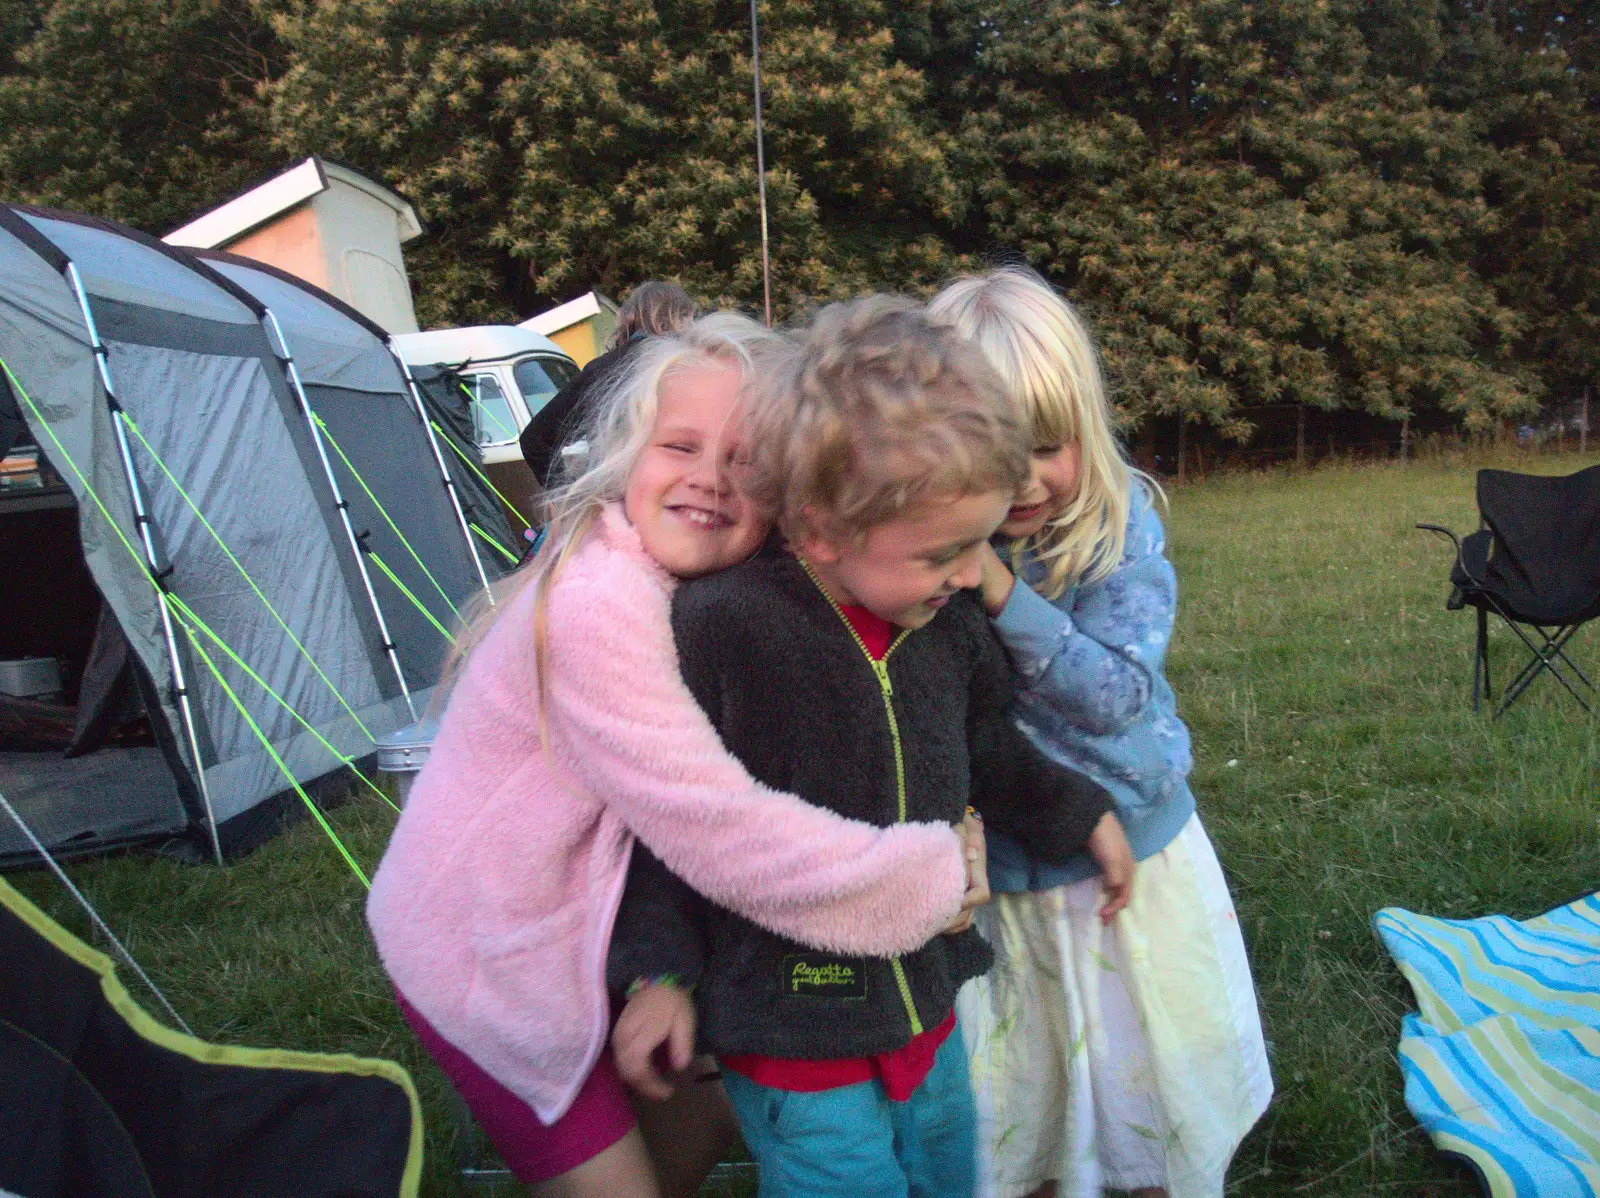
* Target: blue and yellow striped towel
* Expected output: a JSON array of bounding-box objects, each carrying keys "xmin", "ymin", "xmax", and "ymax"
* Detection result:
[{"xmin": 1374, "ymin": 895, "xmax": 1600, "ymax": 1197}]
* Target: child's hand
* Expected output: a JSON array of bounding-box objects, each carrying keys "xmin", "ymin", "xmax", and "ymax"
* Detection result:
[
  {"xmin": 977, "ymin": 542, "xmax": 1016, "ymax": 617},
  {"xmin": 1086, "ymin": 811, "xmax": 1134, "ymax": 923},
  {"xmin": 612, "ymin": 982, "xmax": 696, "ymax": 1100},
  {"xmin": 945, "ymin": 811, "xmax": 990, "ymax": 934}
]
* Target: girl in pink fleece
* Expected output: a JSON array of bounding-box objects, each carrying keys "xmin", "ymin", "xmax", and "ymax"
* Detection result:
[{"xmin": 366, "ymin": 312, "xmax": 982, "ymax": 1198}]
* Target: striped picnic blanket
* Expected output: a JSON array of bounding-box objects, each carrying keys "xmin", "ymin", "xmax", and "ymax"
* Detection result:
[{"xmin": 1374, "ymin": 895, "xmax": 1600, "ymax": 1197}]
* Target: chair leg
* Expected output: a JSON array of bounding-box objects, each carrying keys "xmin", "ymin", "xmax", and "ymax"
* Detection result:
[
  {"xmin": 1492, "ymin": 613, "xmax": 1595, "ymax": 718},
  {"xmin": 1474, "ymin": 607, "xmax": 1488, "ymax": 714},
  {"xmin": 1541, "ymin": 625, "xmax": 1596, "ymax": 693}
]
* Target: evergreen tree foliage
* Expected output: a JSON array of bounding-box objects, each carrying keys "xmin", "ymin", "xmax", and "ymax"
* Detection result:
[
  {"xmin": 265, "ymin": 0, "xmax": 965, "ymax": 322},
  {"xmin": 0, "ymin": 0, "xmax": 1594, "ymax": 441},
  {"xmin": 0, "ymin": 0, "xmax": 283, "ymax": 231},
  {"xmin": 930, "ymin": 0, "xmax": 1532, "ymax": 435}
]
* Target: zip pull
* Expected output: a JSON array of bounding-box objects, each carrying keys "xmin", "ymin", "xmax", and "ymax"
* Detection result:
[{"xmin": 873, "ymin": 660, "xmax": 893, "ymax": 698}]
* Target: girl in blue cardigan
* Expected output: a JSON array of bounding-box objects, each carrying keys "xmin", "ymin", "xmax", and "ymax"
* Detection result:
[{"xmin": 930, "ymin": 268, "xmax": 1272, "ymax": 1198}]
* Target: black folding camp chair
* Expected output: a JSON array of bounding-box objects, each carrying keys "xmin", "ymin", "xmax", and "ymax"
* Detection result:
[{"xmin": 1417, "ymin": 463, "xmax": 1600, "ymax": 718}]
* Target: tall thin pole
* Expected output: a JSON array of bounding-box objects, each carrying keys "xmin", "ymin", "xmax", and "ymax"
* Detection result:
[{"xmin": 751, "ymin": 0, "xmax": 773, "ymax": 327}]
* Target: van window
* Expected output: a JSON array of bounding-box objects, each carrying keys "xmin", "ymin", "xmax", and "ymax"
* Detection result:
[
  {"xmin": 467, "ymin": 373, "xmax": 520, "ymax": 446},
  {"xmin": 513, "ymin": 355, "xmax": 579, "ymax": 418}
]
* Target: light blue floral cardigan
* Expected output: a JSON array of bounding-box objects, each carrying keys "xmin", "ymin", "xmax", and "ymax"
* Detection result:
[{"xmin": 987, "ymin": 481, "xmax": 1196, "ymax": 891}]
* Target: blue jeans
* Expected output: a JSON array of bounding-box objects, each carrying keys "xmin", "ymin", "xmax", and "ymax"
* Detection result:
[{"xmin": 721, "ymin": 1024, "xmax": 977, "ymax": 1198}]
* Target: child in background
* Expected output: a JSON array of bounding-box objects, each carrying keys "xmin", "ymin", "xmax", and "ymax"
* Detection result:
[
  {"xmin": 607, "ymin": 296, "xmax": 1133, "ymax": 1198},
  {"xmin": 930, "ymin": 268, "xmax": 1272, "ymax": 1198},
  {"xmin": 367, "ymin": 313, "xmax": 986, "ymax": 1198}
]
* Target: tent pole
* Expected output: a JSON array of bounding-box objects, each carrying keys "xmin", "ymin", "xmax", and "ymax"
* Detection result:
[
  {"xmin": 261, "ymin": 310, "xmax": 417, "ymax": 722},
  {"xmin": 63, "ymin": 262, "xmax": 225, "ymax": 867},
  {"xmin": 388, "ymin": 344, "xmax": 496, "ymax": 599}
]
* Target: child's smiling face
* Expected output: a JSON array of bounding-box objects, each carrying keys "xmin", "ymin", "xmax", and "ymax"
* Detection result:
[
  {"xmin": 999, "ymin": 442, "xmax": 1082, "ymax": 539},
  {"xmin": 624, "ymin": 360, "xmax": 769, "ymax": 579},
  {"xmin": 799, "ymin": 489, "xmax": 1013, "ymax": 630}
]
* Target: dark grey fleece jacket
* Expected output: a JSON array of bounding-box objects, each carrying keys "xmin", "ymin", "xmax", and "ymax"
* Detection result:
[{"xmin": 606, "ymin": 554, "xmax": 1114, "ymax": 1060}]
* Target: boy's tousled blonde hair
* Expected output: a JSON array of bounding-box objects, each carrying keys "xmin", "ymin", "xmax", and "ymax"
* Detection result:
[
  {"xmin": 929, "ymin": 266, "xmax": 1157, "ymax": 598},
  {"xmin": 442, "ymin": 311, "xmax": 780, "ymax": 712},
  {"xmin": 744, "ymin": 294, "xmax": 1031, "ymax": 539}
]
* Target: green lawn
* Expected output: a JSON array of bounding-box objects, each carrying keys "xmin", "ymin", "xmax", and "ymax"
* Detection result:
[{"xmin": 10, "ymin": 448, "xmax": 1600, "ymax": 1195}]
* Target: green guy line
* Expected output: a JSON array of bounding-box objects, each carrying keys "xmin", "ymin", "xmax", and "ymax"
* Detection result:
[
  {"xmin": 311, "ymin": 412, "xmax": 460, "ymax": 620},
  {"xmin": 179, "ymin": 621, "xmax": 371, "ymax": 888},
  {"xmin": 3, "ymin": 361, "xmax": 390, "ymax": 883},
  {"xmin": 431, "ymin": 421, "xmax": 531, "ymax": 532},
  {"xmin": 117, "ymin": 410, "xmax": 375, "ymax": 741},
  {"xmin": 368, "ymin": 551, "xmax": 458, "ymax": 646},
  {"xmin": 471, "ymin": 523, "xmax": 519, "ymax": 564},
  {"xmin": 164, "ymin": 594, "xmax": 398, "ymax": 816}
]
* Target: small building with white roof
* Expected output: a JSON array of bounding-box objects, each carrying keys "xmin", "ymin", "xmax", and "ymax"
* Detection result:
[{"xmin": 164, "ymin": 157, "xmax": 423, "ymax": 335}]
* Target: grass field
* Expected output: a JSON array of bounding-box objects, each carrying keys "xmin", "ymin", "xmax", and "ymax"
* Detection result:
[{"xmin": 9, "ymin": 448, "xmax": 1600, "ymax": 1195}]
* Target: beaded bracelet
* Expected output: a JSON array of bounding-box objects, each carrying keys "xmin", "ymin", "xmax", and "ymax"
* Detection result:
[{"xmin": 625, "ymin": 973, "xmax": 691, "ymax": 999}]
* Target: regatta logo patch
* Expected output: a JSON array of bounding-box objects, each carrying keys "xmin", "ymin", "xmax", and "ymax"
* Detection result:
[{"xmin": 782, "ymin": 953, "xmax": 867, "ymax": 999}]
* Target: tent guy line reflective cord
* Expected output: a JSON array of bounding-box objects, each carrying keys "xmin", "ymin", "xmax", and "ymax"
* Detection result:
[
  {"xmin": 430, "ymin": 419, "xmax": 532, "ymax": 532},
  {"xmin": 0, "ymin": 790, "xmax": 195, "ymax": 1036},
  {"xmin": 311, "ymin": 412, "xmax": 460, "ymax": 620},
  {"xmin": 3, "ymin": 362, "xmax": 381, "ymax": 886},
  {"xmin": 115, "ymin": 409, "xmax": 377, "ymax": 742},
  {"xmin": 470, "ymin": 522, "xmax": 519, "ymax": 564},
  {"xmin": 176, "ymin": 619, "xmax": 372, "ymax": 888},
  {"xmin": 367, "ymin": 551, "xmax": 458, "ymax": 646},
  {"xmin": 163, "ymin": 593, "xmax": 400, "ymax": 816}
]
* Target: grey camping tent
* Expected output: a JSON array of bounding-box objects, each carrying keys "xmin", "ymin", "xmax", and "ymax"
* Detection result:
[{"xmin": 0, "ymin": 206, "xmax": 512, "ymax": 866}]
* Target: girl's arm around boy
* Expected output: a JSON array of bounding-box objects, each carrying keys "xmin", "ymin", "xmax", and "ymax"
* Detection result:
[
  {"xmin": 535, "ymin": 530, "xmax": 970, "ymax": 957},
  {"xmin": 954, "ymin": 598, "xmax": 1135, "ymax": 919},
  {"xmin": 980, "ymin": 484, "xmax": 1172, "ymax": 737}
]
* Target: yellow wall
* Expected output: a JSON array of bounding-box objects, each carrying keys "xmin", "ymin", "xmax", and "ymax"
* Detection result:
[
  {"xmin": 550, "ymin": 324, "xmax": 598, "ymax": 366},
  {"xmin": 547, "ymin": 307, "xmax": 618, "ymax": 367}
]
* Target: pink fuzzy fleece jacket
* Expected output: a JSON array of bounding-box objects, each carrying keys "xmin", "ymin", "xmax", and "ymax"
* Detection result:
[{"xmin": 366, "ymin": 505, "xmax": 968, "ymax": 1124}]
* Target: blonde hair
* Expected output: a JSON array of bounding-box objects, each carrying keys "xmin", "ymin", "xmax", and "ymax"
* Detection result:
[
  {"xmin": 744, "ymin": 294, "xmax": 1031, "ymax": 539},
  {"xmin": 443, "ymin": 311, "xmax": 779, "ymax": 713},
  {"xmin": 928, "ymin": 266, "xmax": 1158, "ymax": 598}
]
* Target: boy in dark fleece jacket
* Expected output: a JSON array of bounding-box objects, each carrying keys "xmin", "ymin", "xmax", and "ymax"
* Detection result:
[{"xmin": 607, "ymin": 297, "xmax": 1134, "ymax": 1198}]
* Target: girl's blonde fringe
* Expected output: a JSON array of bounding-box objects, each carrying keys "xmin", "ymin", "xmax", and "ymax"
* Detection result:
[{"xmin": 930, "ymin": 265, "xmax": 1164, "ymax": 599}]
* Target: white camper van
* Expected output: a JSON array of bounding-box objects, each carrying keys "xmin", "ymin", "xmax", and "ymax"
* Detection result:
[{"xmin": 392, "ymin": 325, "xmax": 579, "ymax": 524}]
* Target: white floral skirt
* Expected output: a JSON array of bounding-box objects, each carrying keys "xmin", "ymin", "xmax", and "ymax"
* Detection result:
[{"xmin": 957, "ymin": 815, "xmax": 1273, "ymax": 1198}]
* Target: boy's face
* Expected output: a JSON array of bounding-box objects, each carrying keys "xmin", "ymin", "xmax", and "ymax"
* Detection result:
[
  {"xmin": 800, "ymin": 489, "xmax": 1013, "ymax": 629},
  {"xmin": 624, "ymin": 361, "xmax": 769, "ymax": 579}
]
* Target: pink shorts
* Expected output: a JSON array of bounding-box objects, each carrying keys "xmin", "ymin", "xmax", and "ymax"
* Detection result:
[{"xmin": 396, "ymin": 991, "xmax": 636, "ymax": 1183}]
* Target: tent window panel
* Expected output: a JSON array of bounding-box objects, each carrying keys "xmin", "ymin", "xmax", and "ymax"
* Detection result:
[
  {"xmin": 309, "ymin": 383, "xmax": 484, "ymax": 688},
  {"xmin": 468, "ymin": 373, "xmax": 519, "ymax": 447},
  {"xmin": 103, "ymin": 342, "xmax": 385, "ymax": 781}
]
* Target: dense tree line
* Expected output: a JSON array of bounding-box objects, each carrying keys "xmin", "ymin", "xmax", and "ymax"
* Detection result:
[{"xmin": 0, "ymin": 0, "xmax": 1595, "ymax": 447}]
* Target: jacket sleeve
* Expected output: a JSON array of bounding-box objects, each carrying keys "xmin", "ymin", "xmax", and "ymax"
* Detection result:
[
  {"xmin": 607, "ymin": 845, "xmax": 710, "ymax": 992},
  {"xmin": 991, "ymin": 486, "xmax": 1174, "ymax": 736},
  {"xmin": 541, "ymin": 555, "xmax": 967, "ymax": 958},
  {"xmin": 963, "ymin": 601, "xmax": 1114, "ymax": 864},
  {"xmin": 518, "ymin": 344, "xmax": 627, "ymax": 485}
]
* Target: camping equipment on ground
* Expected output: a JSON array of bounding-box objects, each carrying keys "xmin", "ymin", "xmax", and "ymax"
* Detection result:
[
  {"xmin": 1417, "ymin": 464, "xmax": 1600, "ymax": 717},
  {"xmin": 0, "ymin": 204, "xmax": 516, "ymax": 870},
  {"xmin": 0, "ymin": 873, "xmax": 423, "ymax": 1196},
  {"xmin": 1374, "ymin": 894, "xmax": 1600, "ymax": 1198},
  {"xmin": 373, "ymin": 717, "xmax": 437, "ymax": 807}
]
